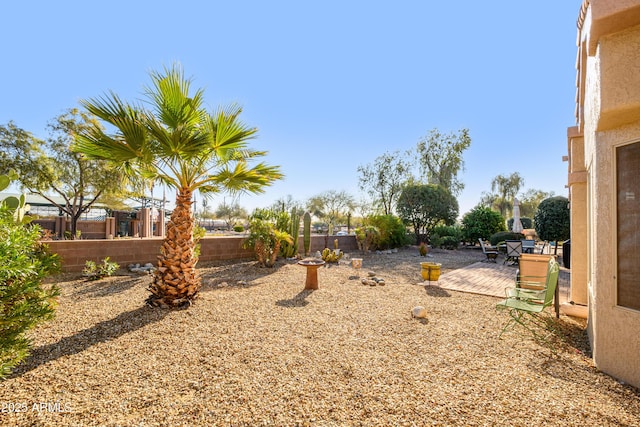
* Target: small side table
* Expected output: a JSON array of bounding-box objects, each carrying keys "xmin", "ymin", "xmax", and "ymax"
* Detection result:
[{"xmin": 298, "ymin": 259, "xmax": 325, "ymax": 290}]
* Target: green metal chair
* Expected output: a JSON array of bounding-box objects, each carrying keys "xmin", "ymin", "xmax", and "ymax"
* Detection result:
[{"xmin": 496, "ymin": 258, "xmax": 560, "ymax": 340}]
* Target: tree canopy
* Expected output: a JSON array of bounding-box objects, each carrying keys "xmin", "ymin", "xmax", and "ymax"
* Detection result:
[
  {"xmin": 416, "ymin": 128, "xmax": 471, "ymax": 197},
  {"xmin": 357, "ymin": 150, "xmax": 413, "ymax": 215},
  {"xmin": 461, "ymin": 206, "xmax": 506, "ymax": 243},
  {"xmin": 490, "ymin": 172, "xmax": 524, "ymax": 218},
  {"xmin": 534, "ymin": 196, "xmax": 570, "ymax": 252},
  {"xmin": 0, "ymin": 109, "xmax": 124, "ymax": 238},
  {"xmin": 307, "ymin": 190, "xmax": 355, "ymax": 235},
  {"xmin": 396, "ymin": 183, "xmax": 458, "ymax": 244}
]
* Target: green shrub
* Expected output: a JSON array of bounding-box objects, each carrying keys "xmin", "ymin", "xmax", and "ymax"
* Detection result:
[
  {"xmin": 461, "ymin": 206, "xmax": 506, "ymax": 243},
  {"xmin": 366, "ymin": 214, "xmax": 410, "ymax": 250},
  {"xmin": 534, "ymin": 196, "xmax": 570, "ymax": 247},
  {"xmin": 489, "ymin": 231, "xmax": 525, "ymax": 246},
  {"xmin": 441, "ymin": 236, "xmax": 460, "ymax": 250},
  {"xmin": 233, "ymin": 225, "xmax": 244, "ymax": 232},
  {"xmin": 355, "ymin": 225, "xmax": 380, "ymax": 253},
  {"xmin": 431, "ymin": 225, "xmax": 462, "ymax": 249},
  {"xmin": 243, "ymin": 211, "xmax": 293, "ymax": 267},
  {"xmin": 429, "ymin": 233, "xmax": 444, "ymax": 249},
  {"xmin": 0, "ymin": 207, "xmax": 60, "ymax": 378},
  {"xmin": 83, "ymin": 257, "xmax": 120, "ymax": 281}
]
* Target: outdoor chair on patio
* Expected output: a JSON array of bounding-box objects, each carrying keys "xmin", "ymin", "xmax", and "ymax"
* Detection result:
[
  {"xmin": 496, "ymin": 257, "xmax": 560, "ymax": 340},
  {"xmin": 521, "ymin": 239, "xmax": 535, "ymax": 254},
  {"xmin": 503, "ymin": 240, "xmax": 522, "ymax": 265},
  {"xmin": 517, "ymin": 253, "xmax": 559, "ymax": 318},
  {"xmin": 478, "ymin": 238, "xmax": 499, "ymax": 262}
]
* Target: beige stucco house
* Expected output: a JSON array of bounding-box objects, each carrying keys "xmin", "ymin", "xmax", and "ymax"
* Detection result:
[{"xmin": 567, "ymin": 0, "xmax": 640, "ymax": 389}]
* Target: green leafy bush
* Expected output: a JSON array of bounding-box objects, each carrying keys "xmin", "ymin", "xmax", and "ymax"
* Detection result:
[
  {"xmin": 367, "ymin": 214, "xmax": 410, "ymax": 250},
  {"xmin": 461, "ymin": 206, "xmax": 506, "ymax": 243},
  {"xmin": 233, "ymin": 225, "xmax": 244, "ymax": 232},
  {"xmin": 355, "ymin": 225, "xmax": 380, "ymax": 253},
  {"xmin": 431, "ymin": 225, "xmax": 462, "ymax": 249},
  {"xmin": 83, "ymin": 257, "xmax": 120, "ymax": 281},
  {"xmin": 0, "ymin": 207, "xmax": 60, "ymax": 378},
  {"xmin": 489, "ymin": 231, "xmax": 525, "ymax": 246},
  {"xmin": 243, "ymin": 210, "xmax": 293, "ymax": 267},
  {"xmin": 429, "ymin": 233, "xmax": 444, "ymax": 249},
  {"xmin": 441, "ymin": 236, "xmax": 460, "ymax": 250}
]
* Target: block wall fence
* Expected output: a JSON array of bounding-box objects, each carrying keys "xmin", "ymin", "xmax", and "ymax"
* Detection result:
[{"xmin": 45, "ymin": 235, "xmax": 359, "ymax": 272}]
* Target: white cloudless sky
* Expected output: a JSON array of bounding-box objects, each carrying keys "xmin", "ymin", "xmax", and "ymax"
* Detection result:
[{"xmin": 0, "ymin": 1, "xmax": 582, "ymax": 218}]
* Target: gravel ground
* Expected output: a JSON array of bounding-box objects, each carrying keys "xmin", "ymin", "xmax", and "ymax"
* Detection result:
[{"xmin": 2, "ymin": 247, "xmax": 639, "ymax": 426}]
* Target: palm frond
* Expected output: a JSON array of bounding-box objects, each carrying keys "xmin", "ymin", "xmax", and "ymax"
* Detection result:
[
  {"xmin": 145, "ymin": 64, "xmax": 205, "ymax": 131},
  {"xmin": 208, "ymin": 162, "xmax": 283, "ymax": 195},
  {"xmin": 208, "ymin": 107, "xmax": 257, "ymax": 153},
  {"xmin": 78, "ymin": 93, "xmax": 150, "ymax": 160}
]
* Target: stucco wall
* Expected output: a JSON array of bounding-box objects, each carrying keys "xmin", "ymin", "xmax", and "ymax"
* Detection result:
[
  {"xmin": 578, "ymin": 0, "xmax": 640, "ymax": 388},
  {"xmin": 567, "ymin": 128, "xmax": 588, "ymax": 305},
  {"xmin": 598, "ymin": 26, "xmax": 640, "ymax": 129}
]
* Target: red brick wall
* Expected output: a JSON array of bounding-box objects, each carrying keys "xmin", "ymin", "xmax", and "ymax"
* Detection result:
[{"xmin": 45, "ymin": 235, "xmax": 358, "ymax": 272}]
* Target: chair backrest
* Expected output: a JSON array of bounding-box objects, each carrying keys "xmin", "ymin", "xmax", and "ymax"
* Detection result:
[
  {"xmin": 518, "ymin": 254, "xmax": 555, "ymax": 289},
  {"xmin": 521, "ymin": 239, "xmax": 535, "ymax": 251},
  {"xmin": 505, "ymin": 240, "xmax": 522, "ymax": 257},
  {"xmin": 478, "ymin": 238, "xmax": 489, "ymax": 253}
]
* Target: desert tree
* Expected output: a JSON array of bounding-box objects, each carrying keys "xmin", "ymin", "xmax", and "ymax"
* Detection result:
[
  {"xmin": 490, "ymin": 172, "xmax": 524, "ymax": 218},
  {"xmin": 416, "ymin": 128, "xmax": 471, "ymax": 197},
  {"xmin": 357, "ymin": 150, "xmax": 413, "ymax": 215},
  {"xmin": 0, "ymin": 109, "xmax": 124, "ymax": 238},
  {"xmin": 396, "ymin": 183, "xmax": 458, "ymax": 244},
  {"xmin": 307, "ymin": 190, "xmax": 355, "ymax": 236}
]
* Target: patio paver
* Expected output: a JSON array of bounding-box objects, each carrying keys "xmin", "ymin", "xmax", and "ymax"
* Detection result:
[{"xmin": 435, "ymin": 261, "xmax": 571, "ymax": 302}]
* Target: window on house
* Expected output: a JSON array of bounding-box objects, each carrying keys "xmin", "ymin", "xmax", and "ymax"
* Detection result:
[{"xmin": 617, "ymin": 141, "xmax": 640, "ymax": 311}]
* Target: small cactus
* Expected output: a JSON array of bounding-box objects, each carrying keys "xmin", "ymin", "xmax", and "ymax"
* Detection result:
[
  {"xmin": 289, "ymin": 208, "xmax": 301, "ymax": 257},
  {"xmin": 322, "ymin": 247, "xmax": 343, "ymax": 263},
  {"xmin": 303, "ymin": 211, "xmax": 311, "ymax": 256}
]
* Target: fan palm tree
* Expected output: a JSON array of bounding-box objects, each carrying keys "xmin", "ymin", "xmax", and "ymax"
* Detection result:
[{"xmin": 73, "ymin": 65, "xmax": 283, "ymax": 308}]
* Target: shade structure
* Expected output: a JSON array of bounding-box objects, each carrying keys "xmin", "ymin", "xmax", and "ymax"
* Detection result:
[{"xmin": 512, "ymin": 198, "xmax": 524, "ymax": 233}]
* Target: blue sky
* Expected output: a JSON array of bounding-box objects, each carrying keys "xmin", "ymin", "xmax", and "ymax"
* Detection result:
[{"xmin": 1, "ymin": 1, "xmax": 582, "ymax": 218}]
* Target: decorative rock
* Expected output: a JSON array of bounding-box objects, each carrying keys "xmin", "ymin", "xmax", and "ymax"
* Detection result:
[
  {"xmin": 144, "ymin": 263, "xmax": 154, "ymax": 268},
  {"xmin": 377, "ymin": 280, "xmax": 386, "ymax": 286},
  {"xmin": 367, "ymin": 271, "xmax": 376, "ymax": 277},
  {"xmin": 412, "ymin": 306, "xmax": 427, "ymax": 318}
]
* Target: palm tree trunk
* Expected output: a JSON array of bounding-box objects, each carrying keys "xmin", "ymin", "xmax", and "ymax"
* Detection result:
[{"xmin": 147, "ymin": 188, "xmax": 201, "ymax": 308}]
